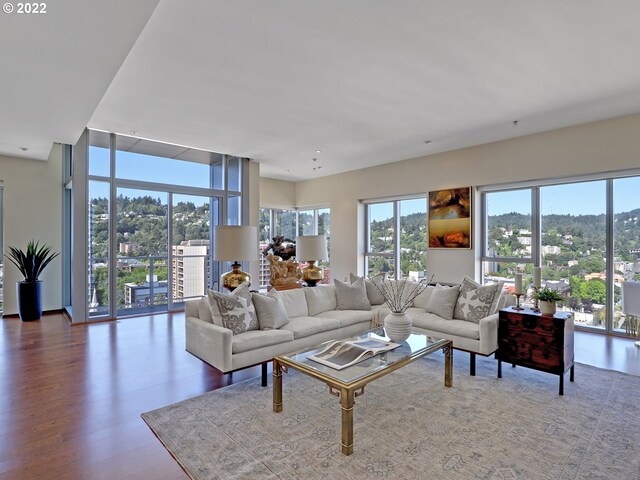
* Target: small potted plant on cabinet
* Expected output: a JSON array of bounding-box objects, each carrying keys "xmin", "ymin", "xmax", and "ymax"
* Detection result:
[
  {"xmin": 4, "ymin": 240, "xmax": 59, "ymax": 321},
  {"xmin": 533, "ymin": 286, "xmax": 564, "ymax": 316}
]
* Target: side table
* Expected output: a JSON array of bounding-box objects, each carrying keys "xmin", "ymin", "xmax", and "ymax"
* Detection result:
[{"xmin": 497, "ymin": 306, "xmax": 575, "ymax": 395}]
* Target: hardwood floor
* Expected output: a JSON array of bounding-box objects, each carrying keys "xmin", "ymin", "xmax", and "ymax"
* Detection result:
[{"xmin": 1, "ymin": 312, "xmax": 638, "ymax": 479}]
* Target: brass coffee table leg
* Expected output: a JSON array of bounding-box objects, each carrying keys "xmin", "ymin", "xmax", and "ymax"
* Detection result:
[
  {"xmin": 340, "ymin": 387, "xmax": 355, "ymax": 455},
  {"xmin": 444, "ymin": 343, "xmax": 453, "ymax": 388},
  {"xmin": 273, "ymin": 359, "xmax": 283, "ymax": 413}
]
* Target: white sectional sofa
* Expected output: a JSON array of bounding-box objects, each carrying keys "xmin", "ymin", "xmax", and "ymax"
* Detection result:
[{"xmin": 185, "ymin": 281, "xmax": 513, "ymax": 384}]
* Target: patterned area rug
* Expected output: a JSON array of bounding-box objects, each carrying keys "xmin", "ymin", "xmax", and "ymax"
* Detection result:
[{"xmin": 142, "ymin": 353, "xmax": 640, "ymax": 479}]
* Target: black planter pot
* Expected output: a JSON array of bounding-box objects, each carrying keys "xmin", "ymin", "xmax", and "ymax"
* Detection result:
[{"xmin": 16, "ymin": 281, "xmax": 43, "ymax": 321}]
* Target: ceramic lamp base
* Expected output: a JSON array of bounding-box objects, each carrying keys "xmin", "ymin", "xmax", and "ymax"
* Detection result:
[{"xmin": 220, "ymin": 262, "xmax": 251, "ymax": 291}]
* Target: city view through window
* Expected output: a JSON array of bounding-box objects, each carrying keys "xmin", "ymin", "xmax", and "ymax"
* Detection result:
[
  {"xmin": 365, "ymin": 198, "xmax": 427, "ymax": 280},
  {"xmin": 87, "ymin": 131, "xmax": 239, "ymax": 319},
  {"xmin": 483, "ymin": 178, "xmax": 640, "ymax": 332}
]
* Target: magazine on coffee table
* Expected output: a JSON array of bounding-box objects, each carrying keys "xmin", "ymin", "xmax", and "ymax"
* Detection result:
[{"xmin": 308, "ymin": 338, "xmax": 400, "ymax": 370}]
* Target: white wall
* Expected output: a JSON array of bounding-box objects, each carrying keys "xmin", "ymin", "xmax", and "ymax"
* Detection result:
[
  {"xmin": 260, "ymin": 177, "xmax": 296, "ymax": 209},
  {"xmin": 294, "ymin": 113, "xmax": 640, "ymax": 283},
  {"xmin": 0, "ymin": 145, "xmax": 63, "ymax": 315}
]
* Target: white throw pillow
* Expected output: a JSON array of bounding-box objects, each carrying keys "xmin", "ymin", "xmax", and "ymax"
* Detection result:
[
  {"xmin": 205, "ymin": 291, "xmax": 224, "ymax": 327},
  {"xmin": 251, "ymin": 289, "xmax": 289, "ymax": 329},
  {"xmin": 335, "ymin": 278, "xmax": 372, "ymax": 311},
  {"xmin": 349, "ymin": 273, "xmax": 386, "ymax": 305},
  {"xmin": 412, "ymin": 285, "xmax": 435, "ymax": 310},
  {"xmin": 208, "ymin": 282, "xmax": 259, "ymax": 334},
  {"xmin": 426, "ymin": 284, "xmax": 461, "ymax": 320},
  {"xmin": 304, "ymin": 284, "xmax": 337, "ymax": 316}
]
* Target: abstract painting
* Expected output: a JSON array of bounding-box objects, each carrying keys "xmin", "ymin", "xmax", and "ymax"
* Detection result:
[{"xmin": 428, "ymin": 187, "xmax": 472, "ymax": 249}]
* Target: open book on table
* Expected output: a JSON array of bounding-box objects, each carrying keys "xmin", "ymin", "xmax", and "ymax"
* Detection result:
[{"xmin": 308, "ymin": 338, "xmax": 400, "ymax": 370}]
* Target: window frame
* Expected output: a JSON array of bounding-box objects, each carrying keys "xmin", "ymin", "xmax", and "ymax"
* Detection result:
[
  {"xmin": 363, "ymin": 196, "xmax": 427, "ymax": 280},
  {"xmin": 480, "ymin": 172, "xmax": 640, "ymax": 336}
]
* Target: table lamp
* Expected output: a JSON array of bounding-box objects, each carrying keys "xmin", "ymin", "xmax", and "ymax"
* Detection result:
[
  {"xmin": 295, "ymin": 235, "xmax": 328, "ymax": 287},
  {"xmin": 213, "ymin": 225, "xmax": 258, "ymax": 291}
]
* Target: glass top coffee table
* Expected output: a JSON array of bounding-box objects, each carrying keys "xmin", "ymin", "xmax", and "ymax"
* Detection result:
[{"xmin": 272, "ymin": 328, "xmax": 453, "ymax": 455}]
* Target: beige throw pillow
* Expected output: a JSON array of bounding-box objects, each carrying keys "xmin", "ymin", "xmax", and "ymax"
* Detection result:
[
  {"xmin": 426, "ymin": 284, "xmax": 461, "ymax": 320},
  {"xmin": 251, "ymin": 289, "xmax": 289, "ymax": 329},
  {"xmin": 335, "ymin": 278, "xmax": 372, "ymax": 311},
  {"xmin": 412, "ymin": 285, "xmax": 435, "ymax": 310},
  {"xmin": 349, "ymin": 273, "xmax": 386, "ymax": 305}
]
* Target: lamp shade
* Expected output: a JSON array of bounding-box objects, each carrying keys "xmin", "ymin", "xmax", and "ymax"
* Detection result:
[
  {"xmin": 213, "ymin": 225, "xmax": 259, "ymax": 261},
  {"xmin": 295, "ymin": 235, "xmax": 328, "ymax": 261}
]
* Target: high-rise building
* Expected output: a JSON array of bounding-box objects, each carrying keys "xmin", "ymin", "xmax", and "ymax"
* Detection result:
[{"xmin": 172, "ymin": 240, "xmax": 210, "ymax": 300}]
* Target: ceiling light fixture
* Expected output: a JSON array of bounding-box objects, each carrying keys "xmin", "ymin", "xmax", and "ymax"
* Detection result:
[
  {"xmin": 130, "ymin": 130, "xmax": 137, "ymax": 136},
  {"xmin": 423, "ymin": 140, "xmax": 432, "ymax": 145},
  {"xmin": 512, "ymin": 121, "xmax": 519, "ymax": 127},
  {"xmin": 19, "ymin": 147, "xmax": 29, "ymax": 151},
  {"xmin": 315, "ymin": 149, "xmax": 322, "ymax": 153}
]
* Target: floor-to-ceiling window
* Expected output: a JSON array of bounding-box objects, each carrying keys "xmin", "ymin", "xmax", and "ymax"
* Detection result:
[
  {"xmin": 0, "ymin": 184, "xmax": 3, "ymax": 314},
  {"xmin": 482, "ymin": 188, "xmax": 534, "ymax": 295},
  {"xmin": 364, "ymin": 197, "xmax": 427, "ymax": 280},
  {"xmin": 259, "ymin": 207, "xmax": 331, "ymax": 289},
  {"xmin": 613, "ymin": 176, "xmax": 640, "ymax": 333},
  {"xmin": 482, "ymin": 173, "xmax": 640, "ymax": 336},
  {"xmin": 85, "ymin": 130, "xmax": 244, "ymax": 320}
]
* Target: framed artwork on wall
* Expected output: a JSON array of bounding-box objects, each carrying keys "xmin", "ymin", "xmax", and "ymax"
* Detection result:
[{"xmin": 428, "ymin": 187, "xmax": 472, "ymax": 249}]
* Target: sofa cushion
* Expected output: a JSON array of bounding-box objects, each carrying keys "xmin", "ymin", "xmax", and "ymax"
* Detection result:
[
  {"xmin": 412, "ymin": 285, "xmax": 435, "ymax": 310},
  {"xmin": 251, "ymin": 289, "xmax": 289, "ymax": 330},
  {"xmin": 232, "ymin": 329, "xmax": 295, "ymax": 354},
  {"xmin": 315, "ymin": 309, "xmax": 374, "ymax": 328},
  {"xmin": 281, "ymin": 316, "xmax": 342, "ymax": 339},
  {"xmin": 454, "ymin": 282, "xmax": 502, "ymax": 324},
  {"xmin": 304, "ymin": 284, "xmax": 337, "ymax": 316},
  {"xmin": 412, "ymin": 312, "xmax": 480, "ymax": 340},
  {"xmin": 349, "ymin": 273, "xmax": 386, "ymax": 305},
  {"xmin": 278, "ymin": 288, "xmax": 309, "ymax": 318},
  {"xmin": 208, "ymin": 283, "xmax": 259, "ymax": 334},
  {"xmin": 335, "ymin": 278, "xmax": 371, "ymax": 310},
  {"xmin": 426, "ymin": 284, "xmax": 460, "ymax": 320}
]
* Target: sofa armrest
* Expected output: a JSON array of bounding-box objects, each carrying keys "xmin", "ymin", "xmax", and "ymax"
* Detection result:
[
  {"xmin": 478, "ymin": 313, "xmax": 499, "ymax": 355},
  {"xmin": 185, "ymin": 316, "xmax": 233, "ymax": 372}
]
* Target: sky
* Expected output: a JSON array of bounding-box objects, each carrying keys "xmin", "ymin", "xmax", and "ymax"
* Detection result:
[{"xmin": 489, "ymin": 179, "xmax": 640, "ymax": 216}]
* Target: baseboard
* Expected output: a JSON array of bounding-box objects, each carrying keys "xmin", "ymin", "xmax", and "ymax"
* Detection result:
[{"xmin": 2, "ymin": 308, "xmax": 66, "ymax": 319}]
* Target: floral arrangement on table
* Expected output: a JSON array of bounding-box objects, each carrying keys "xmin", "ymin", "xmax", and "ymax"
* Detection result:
[{"xmin": 372, "ymin": 274, "xmax": 434, "ymax": 313}]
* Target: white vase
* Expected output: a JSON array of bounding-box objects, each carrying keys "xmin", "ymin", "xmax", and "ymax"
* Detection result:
[
  {"xmin": 384, "ymin": 312, "xmax": 412, "ymax": 342},
  {"xmin": 539, "ymin": 300, "xmax": 557, "ymax": 316}
]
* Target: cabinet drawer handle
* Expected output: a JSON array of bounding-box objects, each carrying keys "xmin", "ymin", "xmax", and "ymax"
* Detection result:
[{"xmin": 523, "ymin": 318, "xmax": 537, "ymax": 329}]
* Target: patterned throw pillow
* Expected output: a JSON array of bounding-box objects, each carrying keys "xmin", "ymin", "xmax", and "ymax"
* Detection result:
[
  {"xmin": 454, "ymin": 282, "xmax": 502, "ymax": 323},
  {"xmin": 453, "ymin": 277, "xmax": 481, "ymax": 320},
  {"xmin": 208, "ymin": 282, "xmax": 259, "ymax": 334}
]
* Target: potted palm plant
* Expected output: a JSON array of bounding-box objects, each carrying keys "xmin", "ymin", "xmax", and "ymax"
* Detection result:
[
  {"xmin": 533, "ymin": 286, "xmax": 564, "ymax": 316},
  {"xmin": 4, "ymin": 240, "xmax": 59, "ymax": 321}
]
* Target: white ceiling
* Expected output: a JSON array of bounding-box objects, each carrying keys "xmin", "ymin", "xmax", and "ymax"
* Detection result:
[
  {"xmin": 0, "ymin": 0, "xmax": 158, "ymax": 161},
  {"xmin": 4, "ymin": 1, "xmax": 640, "ymax": 181}
]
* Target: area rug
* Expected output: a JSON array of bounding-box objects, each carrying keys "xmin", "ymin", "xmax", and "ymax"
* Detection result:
[{"xmin": 142, "ymin": 354, "xmax": 640, "ymax": 479}]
